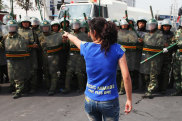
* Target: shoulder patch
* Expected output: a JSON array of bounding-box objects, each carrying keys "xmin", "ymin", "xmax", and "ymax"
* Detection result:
[{"xmin": 120, "ymin": 45, "xmax": 126, "ymax": 52}]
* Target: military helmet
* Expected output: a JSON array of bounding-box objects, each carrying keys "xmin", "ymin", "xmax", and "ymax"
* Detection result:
[
  {"xmin": 128, "ymin": 18, "xmax": 135, "ymax": 23},
  {"xmin": 3, "ymin": 14, "xmax": 13, "ymax": 25},
  {"xmin": 146, "ymin": 19, "xmax": 158, "ymax": 31},
  {"xmin": 137, "ymin": 17, "xmax": 147, "ymax": 25},
  {"xmin": 112, "ymin": 20, "xmax": 120, "ymax": 27},
  {"xmin": 31, "ymin": 17, "xmax": 40, "ymax": 26},
  {"xmin": 120, "ymin": 19, "xmax": 129, "ymax": 25},
  {"xmin": 51, "ymin": 20, "xmax": 60, "ymax": 26},
  {"xmin": 21, "ymin": 16, "xmax": 31, "ymax": 23},
  {"xmin": 161, "ymin": 19, "xmax": 172, "ymax": 26},
  {"xmin": 137, "ymin": 17, "xmax": 147, "ymax": 22},
  {"xmin": 7, "ymin": 20, "xmax": 18, "ymax": 32},
  {"xmin": 72, "ymin": 19, "xmax": 81, "ymax": 29},
  {"xmin": 40, "ymin": 20, "xmax": 51, "ymax": 32}
]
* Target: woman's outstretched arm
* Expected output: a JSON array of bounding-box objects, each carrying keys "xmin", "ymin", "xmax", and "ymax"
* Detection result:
[{"xmin": 63, "ymin": 32, "xmax": 82, "ymax": 49}]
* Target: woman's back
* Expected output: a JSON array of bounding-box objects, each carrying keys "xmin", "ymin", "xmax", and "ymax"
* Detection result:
[{"xmin": 81, "ymin": 42, "xmax": 125, "ymax": 101}]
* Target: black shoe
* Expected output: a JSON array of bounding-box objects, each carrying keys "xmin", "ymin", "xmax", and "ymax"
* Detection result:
[
  {"xmin": 170, "ymin": 91, "xmax": 182, "ymax": 96},
  {"xmin": 61, "ymin": 89, "xmax": 70, "ymax": 94},
  {"xmin": 13, "ymin": 93, "xmax": 22, "ymax": 99},
  {"xmin": 48, "ymin": 91, "xmax": 55, "ymax": 96}
]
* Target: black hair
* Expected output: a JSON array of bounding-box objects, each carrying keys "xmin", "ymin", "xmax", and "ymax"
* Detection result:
[{"xmin": 89, "ymin": 17, "xmax": 118, "ymax": 55}]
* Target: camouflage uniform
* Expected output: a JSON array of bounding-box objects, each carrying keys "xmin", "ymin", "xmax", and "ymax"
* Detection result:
[
  {"xmin": 172, "ymin": 28, "xmax": 182, "ymax": 95},
  {"xmin": 64, "ymin": 31, "xmax": 89, "ymax": 92},
  {"xmin": 18, "ymin": 27, "xmax": 38, "ymax": 93},
  {"xmin": 3, "ymin": 27, "xmax": 30, "ymax": 98},
  {"xmin": 40, "ymin": 31, "xmax": 63, "ymax": 95},
  {"xmin": 117, "ymin": 29, "xmax": 138, "ymax": 93},
  {"xmin": 159, "ymin": 31, "xmax": 174, "ymax": 92},
  {"xmin": 140, "ymin": 30, "xmax": 165, "ymax": 96}
]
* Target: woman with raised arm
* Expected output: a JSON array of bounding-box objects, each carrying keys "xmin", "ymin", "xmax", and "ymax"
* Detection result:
[{"xmin": 63, "ymin": 17, "xmax": 132, "ymax": 121}]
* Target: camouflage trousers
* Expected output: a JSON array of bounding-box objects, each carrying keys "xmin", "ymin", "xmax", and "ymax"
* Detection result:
[
  {"xmin": 43, "ymin": 54, "xmax": 60, "ymax": 92},
  {"xmin": 117, "ymin": 71, "xmax": 137, "ymax": 91},
  {"xmin": 65, "ymin": 53, "xmax": 86, "ymax": 91},
  {"xmin": 158, "ymin": 58, "xmax": 172, "ymax": 92},
  {"xmin": 7, "ymin": 59, "xmax": 30, "ymax": 94},
  {"xmin": 173, "ymin": 59, "xmax": 182, "ymax": 91},
  {"xmin": 141, "ymin": 73, "xmax": 158, "ymax": 93}
]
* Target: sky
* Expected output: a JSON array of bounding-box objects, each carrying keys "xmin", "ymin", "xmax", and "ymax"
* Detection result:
[{"xmin": 136, "ymin": 0, "xmax": 182, "ymax": 15}]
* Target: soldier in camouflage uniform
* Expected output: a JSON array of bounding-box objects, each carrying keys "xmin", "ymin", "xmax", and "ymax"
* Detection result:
[
  {"xmin": 50, "ymin": 20, "xmax": 66, "ymax": 90},
  {"xmin": 117, "ymin": 19, "xmax": 138, "ymax": 95},
  {"xmin": 140, "ymin": 19, "xmax": 165, "ymax": 98},
  {"xmin": 31, "ymin": 17, "xmax": 43, "ymax": 89},
  {"xmin": 2, "ymin": 20, "xmax": 30, "ymax": 99},
  {"xmin": 62, "ymin": 19, "xmax": 89, "ymax": 93},
  {"xmin": 18, "ymin": 16, "xmax": 39, "ymax": 94},
  {"xmin": 158, "ymin": 19, "xmax": 174, "ymax": 94},
  {"xmin": 1, "ymin": 15, "xmax": 14, "ymax": 91},
  {"xmin": 171, "ymin": 19, "xmax": 182, "ymax": 96},
  {"xmin": 135, "ymin": 17, "xmax": 147, "ymax": 90},
  {"xmin": 39, "ymin": 20, "xmax": 64, "ymax": 95}
]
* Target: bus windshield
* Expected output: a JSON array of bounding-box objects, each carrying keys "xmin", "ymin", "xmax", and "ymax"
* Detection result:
[{"xmin": 59, "ymin": 4, "xmax": 92, "ymax": 19}]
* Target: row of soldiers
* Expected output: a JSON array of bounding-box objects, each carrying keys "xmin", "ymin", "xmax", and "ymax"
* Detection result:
[
  {"xmin": 0, "ymin": 15, "xmax": 91, "ymax": 99},
  {"xmin": 0, "ymin": 14, "xmax": 182, "ymax": 99},
  {"xmin": 115, "ymin": 17, "xmax": 182, "ymax": 98}
]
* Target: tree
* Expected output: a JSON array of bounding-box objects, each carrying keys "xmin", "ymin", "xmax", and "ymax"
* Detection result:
[{"xmin": 15, "ymin": 0, "xmax": 44, "ymax": 15}]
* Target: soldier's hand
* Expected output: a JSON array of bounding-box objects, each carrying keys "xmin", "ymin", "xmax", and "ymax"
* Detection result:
[
  {"xmin": 163, "ymin": 48, "xmax": 168, "ymax": 53},
  {"xmin": 138, "ymin": 38, "xmax": 143, "ymax": 43},
  {"xmin": 32, "ymin": 43, "xmax": 39, "ymax": 48}
]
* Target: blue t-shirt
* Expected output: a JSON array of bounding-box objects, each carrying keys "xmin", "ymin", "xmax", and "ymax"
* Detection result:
[{"xmin": 80, "ymin": 42, "xmax": 125, "ymax": 101}]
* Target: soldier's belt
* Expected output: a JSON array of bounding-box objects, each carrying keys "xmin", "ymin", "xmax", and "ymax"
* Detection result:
[
  {"xmin": 47, "ymin": 47, "xmax": 63, "ymax": 54},
  {"xmin": 122, "ymin": 45, "xmax": 137, "ymax": 49},
  {"xmin": 28, "ymin": 44, "xmax": 34, "ymax": 48},
  {"xmin": 179, "ymin": 49, "xmax": 182, "ymax": 52},
  {"xmin": 143, "ymin": 48, "xmax": 162, "ymax": 53},
  {"xmin": 70, "ymin": 48, "xmax": 80, "ymax": 51},
  {"xmin": 6, "ymin": 53, "xmax": 30, "ymax": 58}
]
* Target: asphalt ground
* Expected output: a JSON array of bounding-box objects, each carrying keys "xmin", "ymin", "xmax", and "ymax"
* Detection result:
[{"xmin": 0, "ymin": 84, "xmax": 181, "ymax": 121}]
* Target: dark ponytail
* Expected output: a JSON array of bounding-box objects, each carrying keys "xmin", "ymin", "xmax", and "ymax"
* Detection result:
[{"xmin": 89, "ymin": 17, "xmax": 118, "ymax": 55}]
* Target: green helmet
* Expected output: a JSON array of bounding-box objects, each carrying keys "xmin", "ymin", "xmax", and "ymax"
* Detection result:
[
  {"xmin": 147, "ymin": 19, "xmax": 158, "ymax": 31},
  {"xmin": 31, "ymin": 17, "xmax": 40, "ymax": 26},
  {"xmin": 40, "ymin": 20, "xmax": 51, "ymax": 32},
  {"xmin": 3, "ymin": 15, "xmax": 13, "ymax": 25},
  {"xmin": 120, "ymin": 19, "xmax": 129, "ymax": 25},
  {"xmin": 7, "ymin": 20, "xmax": 18, "ymax": 32},
  {"xmin": 161, "ymin": 19, "xmax": 172, "ymax": 26},
  {"xmin": 72, "ymin": 19, "xmax": 80, "ymax": 29}
]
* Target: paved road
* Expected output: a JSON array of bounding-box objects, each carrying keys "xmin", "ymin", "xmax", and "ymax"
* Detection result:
[{"xmin": 0, "ymin": 84, "xmax": 181, "ymax": 121}]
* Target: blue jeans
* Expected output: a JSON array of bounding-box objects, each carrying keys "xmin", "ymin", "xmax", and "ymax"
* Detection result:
[{"xmin": 84, "ymin": 96, "xmax": 120, "ymax": 121}]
